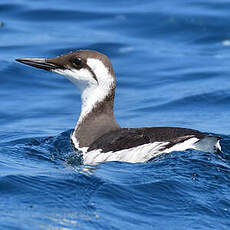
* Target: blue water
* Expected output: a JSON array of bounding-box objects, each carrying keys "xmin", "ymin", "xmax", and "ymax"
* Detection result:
[{"xmin": 1, "ymin": 0, "xmax": 230, "ymax": 229}]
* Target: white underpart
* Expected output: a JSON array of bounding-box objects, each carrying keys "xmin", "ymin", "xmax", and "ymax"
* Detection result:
[
  {"xmin": 81, "ymin": 136, "xmax": 221, "ymax": 165},
  {"xmin": 53, "ymin": 58, "xmax": 114, "ymax": 146},
  {"xmin": 83, "ymin": 141, "xmax": 169, "ymax": 165},
  {"xmin": 83, "ymin": 137, "xmax": 200, "ymax": 165}
]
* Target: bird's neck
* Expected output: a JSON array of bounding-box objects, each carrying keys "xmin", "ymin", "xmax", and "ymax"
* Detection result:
[{"xmin": 72, "ymin": 87, "xmax": 120, "ymax": 149}]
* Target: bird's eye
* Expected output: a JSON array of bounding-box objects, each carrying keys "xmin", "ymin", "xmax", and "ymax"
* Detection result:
[{"xmin": 72, "ymin": 58, "xmax": 83, "ymax": 69}]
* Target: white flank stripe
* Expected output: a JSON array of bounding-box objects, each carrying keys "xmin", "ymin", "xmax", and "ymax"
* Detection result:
[
  {"xmin": 71, "ymin": 135, "xmax": 221, "ymax": 165},
  {"xmin": 83, "ymin": 142, "xmax": 169, "ymax": 165},
  {"xmin": 162, "ymin": 137, "xmax": 199, "ymax": 154},
  {"xmin": 83, "ymin": 137, "xmax": 201, "ymax": 165}
]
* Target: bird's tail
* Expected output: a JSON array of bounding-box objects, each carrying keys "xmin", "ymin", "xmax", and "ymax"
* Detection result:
[{"xmin": 194, "ymin": 135, "xmax": 221, "ymax": 153}]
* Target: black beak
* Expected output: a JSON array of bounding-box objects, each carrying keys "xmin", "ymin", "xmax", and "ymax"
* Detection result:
[{"xmin": 15, "ymin": 58, "xmax": 61, "ymax": 71}]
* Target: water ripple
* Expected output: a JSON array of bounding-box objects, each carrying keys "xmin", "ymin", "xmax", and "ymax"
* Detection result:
[{"xmin": 1, "ymin": 0, "xmax": 230, "ymax": 229}]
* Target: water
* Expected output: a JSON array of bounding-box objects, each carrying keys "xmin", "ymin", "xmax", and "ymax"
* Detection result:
[{"xmin": 0, "ymin": 0, "xmax": 230, "ymax": 229}]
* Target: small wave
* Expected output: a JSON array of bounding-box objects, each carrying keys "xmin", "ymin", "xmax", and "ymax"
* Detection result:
[
  {"xmin": 0, "ymin": 130, "xmax": 82, "ymax": 170},
  {"xmin": 133, "ymin": 90, "xmax": 230, "ymax": 113},
  {"xmin": 16, "ymin": 9, "xmax": 112, "ymax": 22}
]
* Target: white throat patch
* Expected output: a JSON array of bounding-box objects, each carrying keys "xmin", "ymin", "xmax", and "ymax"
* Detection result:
[
  {"xmin": 53, "ymin": 58, "xmax": 115, "ymax": 128},
  {"xmin": 79, "ymin": 58, "xmax": 114, "ymax": 124}
]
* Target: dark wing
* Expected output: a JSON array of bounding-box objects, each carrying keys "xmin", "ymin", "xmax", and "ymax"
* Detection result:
[{"xmin": 88, "ymin": 127, "xmax": 206, "ymax": 152}]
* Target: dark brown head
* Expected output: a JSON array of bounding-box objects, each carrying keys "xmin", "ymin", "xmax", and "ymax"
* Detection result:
[
  {"xmin": 16, "ymin": 50, "xmax": 116, "ymax": 93},
  {"xmin": 16, "ymin": 50, "xmax": 120, "ymax": 148}
]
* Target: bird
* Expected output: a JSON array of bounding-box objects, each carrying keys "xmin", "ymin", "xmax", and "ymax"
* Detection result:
[{"xmin": 16, "ymin": 50, "xmax": 221, "ymax": 165}]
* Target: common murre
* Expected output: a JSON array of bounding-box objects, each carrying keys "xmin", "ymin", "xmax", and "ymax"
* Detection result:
[{"xmin": 16, "ymin": 50, "xmax": 221, "ymax": 164}]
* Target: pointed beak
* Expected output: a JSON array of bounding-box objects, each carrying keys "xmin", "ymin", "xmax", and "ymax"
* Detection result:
[{"xmin": 15, "ymin": 57, "xmax": 62, "ymax": 71}]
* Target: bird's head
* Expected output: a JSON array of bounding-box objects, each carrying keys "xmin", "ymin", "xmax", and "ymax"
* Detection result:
[{"xmin": 16, "ymin": 50, "xmax": 116, "ymax": 94}]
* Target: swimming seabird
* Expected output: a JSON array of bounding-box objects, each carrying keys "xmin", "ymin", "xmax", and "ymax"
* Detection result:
[{"xmin": 16, "ymin": 50, "xmax": 221, "ymax": 164}]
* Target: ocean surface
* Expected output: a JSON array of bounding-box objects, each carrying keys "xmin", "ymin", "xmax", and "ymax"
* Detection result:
[{"xmin": 0, "ymin": 0, "xmax": 230, "ymax": 229}]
